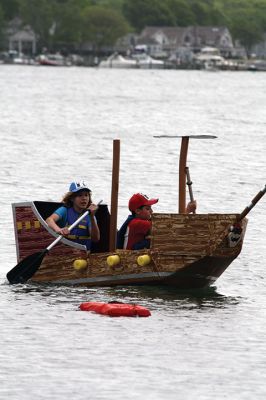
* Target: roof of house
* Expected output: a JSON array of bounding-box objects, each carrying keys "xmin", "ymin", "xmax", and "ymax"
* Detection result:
[
  {"xmin": 137, "ymin": 26, "xmax": 233, "ymax": 49},
  {"xmin": 9, "ymin": 27, "xmax": 36, "ymax": 42}
]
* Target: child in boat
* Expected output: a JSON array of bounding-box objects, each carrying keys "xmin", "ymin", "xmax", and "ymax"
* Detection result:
[
  {"xmin": 46, "ymin": 182, "xmax": 100, "ymax": 250},
  {"xmin": 117, "ymin": 193, "xmax": 158, "ymax": 250},
  {"xmin": 117, "ymin": 193, "xmax": 196, "ymax": 250}
]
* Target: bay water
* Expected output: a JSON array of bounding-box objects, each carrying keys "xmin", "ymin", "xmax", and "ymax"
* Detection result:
[{"xmin": 0, "ymin": 65, "xmax": 266, "ymax": 399}]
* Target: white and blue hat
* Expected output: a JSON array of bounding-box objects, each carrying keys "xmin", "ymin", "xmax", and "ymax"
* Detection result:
[{"xmin": 69, "ymin": 181, "xmax": 91, "ymax": 193}]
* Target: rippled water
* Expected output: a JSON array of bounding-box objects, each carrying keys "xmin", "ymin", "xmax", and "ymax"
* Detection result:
[{"xmin": 0, "ymin": 65, "xmax": 266, "ymax": 399}]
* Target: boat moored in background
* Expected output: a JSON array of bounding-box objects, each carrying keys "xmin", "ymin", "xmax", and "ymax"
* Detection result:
[
  {"xmin": 98, "ymin": 53, "xmax": 138, "ymax": 68},
  {"xmin": 37, "ymin": 53, "xmax": 71, "ymax": 66},
  {"xmin": 98, "ymin": 52, "xmax": 165, "ymax": 69},
  {"xmin": 194, "ymin": 46, "xmax": 226, "ymax": 70}
]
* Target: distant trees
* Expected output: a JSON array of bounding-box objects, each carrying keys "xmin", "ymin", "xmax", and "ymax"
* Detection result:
[
  {"xmin": 0, "ymin": 0, "xmax": 19, "ymax": 20},
  {"xmin": 0, "ymin": 0, "xmax": 17, "ymax": 46},
  {"xmin": 80, "ymin": 6, "xmax": 129, "ymax": 51},
  {"xmin": 52, "ymin": 2, "xmax": 129, "ymax": 53},
  {"xmin": 221, "ymin": 0, "xmax": 266, "ymax": 54},
  {"xmin": 51, "ymin": 0, "xmax": 84, "ymax": 50},
  {"xmin": 123, "ymin": 0, "xmax": 176, "ymax": 31},
  {"xmin": 0, "ymin": 0, "xmax": 129, "ymax": 53},
  {"xmin": 0, "ymin": 5, "xmax": 4, "ymax": 47},
  {"xmin": 122, "ymin": 0, "xmax": 223, "ymax": 30},
  {"xmin": 0, "ymin": 0, "xmax": 266, "ymax": 55},
  {"xmin": 166, "ymin": 0, "xmax": 196, "ymax": 26},
  {"xmin": 122, "ymin": 0, "xmax": 266, "ymax": 54},
  {"xmin": 18, "ymin": 0, "xmax": 57, "ymax": 50}
]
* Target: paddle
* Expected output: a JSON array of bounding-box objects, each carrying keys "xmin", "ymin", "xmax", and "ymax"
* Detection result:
[
  {"xmin": 237, "ymin": 184, "xmax": 266, "ymax": 221},
  {"xmin": 185, "ymin": 166, "xmax": 196, "ymax": 214},
  {"xmin": 7, "ymin": 204, "xmax": 101, "ymax": 284},
  {"xmin": 228, "ymin": 185, "xmax": 266, "ymax": 247}
]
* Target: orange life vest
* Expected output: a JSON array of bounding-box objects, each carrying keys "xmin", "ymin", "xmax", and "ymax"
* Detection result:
[{"xmin": 79, "ymin": 301, "xmax": 151, "ymax": 317}]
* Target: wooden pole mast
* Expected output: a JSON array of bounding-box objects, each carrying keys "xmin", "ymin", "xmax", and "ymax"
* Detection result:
[
  {"xmin": 109, "ymin": 139, "xmax": 120, "ymax": 252},
  {"xmin": 153, "ymin": 134, "xmax": 217, "ymax": 213}
]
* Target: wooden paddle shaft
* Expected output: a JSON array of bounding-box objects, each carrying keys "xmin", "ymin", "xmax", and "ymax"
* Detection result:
[
  {"xmin": 109, "ymin": 139, "xmax": 120, "ymax": 251},
  {"xmin": 179, "ymin": 137, "xmax": 189, "ymax": 213},
  {"xmin": 185, "ymin": 167, "xmax": 194, "ymax": 202},
  {"xmin": 238, "ymin": 185, "xmax": 266, "ymax": 221},
  {"xmin": 46, "ymin": 210, "xmax": 89, "ymax": 251}
]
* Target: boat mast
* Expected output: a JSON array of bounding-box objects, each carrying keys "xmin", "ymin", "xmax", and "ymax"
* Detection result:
[
  {"xmin": 179, "ymin": 135, "xmax": 217, "ymax": 212},
  {"xmin": 109, "ymin": 139, "xmax": 120, "ymax": 251},
  {"xmin": 154, "ymin": 134, "xmax": 217, "ymax": 213}
]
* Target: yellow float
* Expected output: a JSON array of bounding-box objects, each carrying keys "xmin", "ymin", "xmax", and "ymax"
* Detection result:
[
  {"xmin": 137, "ymin": 254, "xmax": 151, "ymax": 267},
  {"xmin": 73, "ymin": 259, "xmax": 88, "ymax": 271},
  {"xmin": 107, "ymin": 255, "xmax": 120, "ymax": 267}
]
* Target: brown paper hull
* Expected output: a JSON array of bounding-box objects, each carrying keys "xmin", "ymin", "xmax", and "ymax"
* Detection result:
[{"xmin": 12, "ymin": 201, "xmax": 247, "ymax": 289}]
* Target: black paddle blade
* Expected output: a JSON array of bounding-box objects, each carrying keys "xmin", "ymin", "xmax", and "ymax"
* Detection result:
[{"xmin": 6, "ymin": 250, "xmax": 48, "ymax": 284}]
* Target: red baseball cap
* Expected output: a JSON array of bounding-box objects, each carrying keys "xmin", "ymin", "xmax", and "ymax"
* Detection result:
[{"xmin": 128, "ymin": 193, "xmax": 159, "ymax": 212}]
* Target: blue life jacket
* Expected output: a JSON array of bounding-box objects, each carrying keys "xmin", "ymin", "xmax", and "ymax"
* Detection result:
[
  {"xmin": 117, "ymin": 215, "xmax": 150, "ymax": 250},
  {"xmin": 64, "ymin": 207, "xmax": 91, "ymax": 250},
  {"xmin": 132, "ymin": 238, "xmax": 150, "ymax": 250},
  {"xmin": 117, "ymin": 215, "xmax": 135, "ymax": 249}
]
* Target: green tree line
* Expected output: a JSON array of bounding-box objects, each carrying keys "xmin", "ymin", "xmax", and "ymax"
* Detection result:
[{"xmin": 1, "ymin": 0, "xmax": 266, "ymax": 54}]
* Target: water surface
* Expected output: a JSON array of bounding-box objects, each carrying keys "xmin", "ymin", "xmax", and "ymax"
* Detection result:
[{"xmin": 0, "ymin": 65, "xmax": 266, "ymax": 399}]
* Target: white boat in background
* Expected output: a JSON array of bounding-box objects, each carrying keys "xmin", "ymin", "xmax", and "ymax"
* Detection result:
[
  {"xmin": 98, "ymin": 53, "xmax": 137, "ymax": 68},
  {"xmin": 249, "ymin": 60, "xmax": 266, "ymax": 71},
  {"xmin": 0, "ymin": 50, "xmax": 36, "ymax": 65},
  {"xmin": 194, "ymin": 46, "xmax": 226, "ymax": 69},
  {"xmin": 37, "ymin": 53, "xmax": 71, "ymax": 66},
  {"xmin": 132, "ymin": 53, "xmax": 165, "ymax": 69},
  {"xmin": 98, "ymin": 52, "xmax": 165, "ymax": 69}
]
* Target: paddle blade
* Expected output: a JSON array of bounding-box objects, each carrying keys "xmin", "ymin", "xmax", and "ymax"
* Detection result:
[{"xmin": 6, "ymin": 250, "xmax": 47, "ymax": 284}]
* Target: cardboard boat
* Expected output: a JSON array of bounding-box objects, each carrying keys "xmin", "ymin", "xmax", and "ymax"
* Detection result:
[{"xmin": 10, "ymin": 135, "xmax": 259, "ymax": 289}]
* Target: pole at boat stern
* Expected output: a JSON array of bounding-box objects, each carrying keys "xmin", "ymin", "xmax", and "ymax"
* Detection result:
[
  {"xmin": 179, "ymin": 136, "xmax": 189, "ymax": 213},
  {"xmin": 153, "ymin": 134, "xmax": 216, "ymax": 213},
  {"xmin": 109, "ymin": 139, "xmax": 120, "ymax": 252}
]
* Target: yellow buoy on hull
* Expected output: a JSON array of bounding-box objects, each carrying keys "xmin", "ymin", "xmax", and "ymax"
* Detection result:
[
  {"xmin": 73, "ymin": 259, "xmax": 88, "ymax": 271},
  {"xmin": 107, "ymin": 255, "xmax": 120, "ymax": 267},
  {"xmin": 137, "ymin": 254, "xmax": 151, "ymax": 267}
]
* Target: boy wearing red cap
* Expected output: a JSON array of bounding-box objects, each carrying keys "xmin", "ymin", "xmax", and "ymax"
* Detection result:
[
  {"xmin": 117, "ymin": 193, "xmax": 158, "ymax": 250},
  {"xmin": 117, "ymin": 193, "xmax": 196, "ymax": 250}
]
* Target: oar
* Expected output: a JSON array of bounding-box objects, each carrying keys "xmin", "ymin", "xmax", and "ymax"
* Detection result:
[
  {"xmin": 185, "ymin": 166, "xmax": 196, "ymax": 214},
  {"xmin": 228, "ymin": 185, "xmax": 266, "ymax": 247},
  {"xmin": 237, "ymin": 184, "xmax": 266, "ymax": 221},
  {"xmin": 7, "ymin": 204, "xmax": 101, "ymax": 285}
]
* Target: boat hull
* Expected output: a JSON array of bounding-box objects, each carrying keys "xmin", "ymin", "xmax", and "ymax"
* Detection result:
[
  {"xmin": 39, "ymin": 255, "xmax": 236, "ymax": 289},
  {"xmin": 11, "ymin": 201, "xmax": 247, "ymax": 289}
]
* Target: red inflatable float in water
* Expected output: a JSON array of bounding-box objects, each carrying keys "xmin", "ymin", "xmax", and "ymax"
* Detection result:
[{"xmin": 79, "ymin": 301, "xmax": 151, "ymax": 317}]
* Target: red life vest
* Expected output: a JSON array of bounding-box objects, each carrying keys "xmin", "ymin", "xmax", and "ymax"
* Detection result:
[
  {"xmin": 118, "ymin": 216, "xmax": 151, "ymax": 250},
  {"xmin": 79, "ymin": 302, "xmax": 151, "ymax": 317}
]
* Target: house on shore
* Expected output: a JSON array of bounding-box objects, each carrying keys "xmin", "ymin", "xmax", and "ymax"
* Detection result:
[
  {"xmin": 115, "ymin": 26, "xmax": 244, "ymax": 63},
  {"xmin": 4, "ymin": 17, "xmax": 37, "ymax": 55}
]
